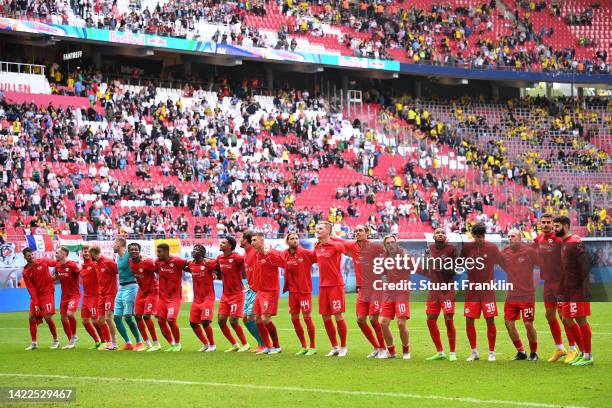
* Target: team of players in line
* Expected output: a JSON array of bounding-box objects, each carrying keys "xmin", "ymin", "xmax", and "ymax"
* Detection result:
[{"xmin": 21, "ymin": 214, "xmax": 594, "ymax": 366}]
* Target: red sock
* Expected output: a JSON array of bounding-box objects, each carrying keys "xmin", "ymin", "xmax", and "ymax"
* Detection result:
[
  {"xmin": 29, "ymin": 320, "xmax": 38, "ymax": 342},
  {"xmin": 158, "ymin": 319, "xmax": 174, "ymax": 344},
  {"xmin": 402, "ymin": 344, "xmax": 410, "ymax": 354},
  {"xmin": 204, "ymin": 325, "xmax": 215, "ymax": 345},
  {"xmin": 466, "ymin": 322, "xmax": 477, "ymax": 349},
  {"xmin": 529, "ymin": 341, "xmax": 538, "ymax": 353},
  {"xmin": 548, "ymin": 319, "xmax": 563, "ymax": 345},
  {"xmin": 169, "ymin": 320, "xmax": 180, "ymax": 343},
  {"xmin": 84, "ymin": 322, "xmax": 100, "ymax": 342},
  {"xmin": 68, "ymin": 316, "xmax": 77, "ymax": 337},
  {"xmin": 371, "ymin": 319, "xmax": 385, "ymax": 349},
  {"xmin": 47, "ymin": 319, "xmax": 58, "ymax": 340},
  {"xmin": 192, "ymin": 324, "xmax": 208, "ymax": 345},
  {"xmin": 220, "ymin": 323, "xmax": 236, "ymax": 345},
  {"xmin": 486, "ymin": 322, "xmax": 496, "ymax": 352},
  {"xmin": 444, "ymin": 319, "xmax": 456, "ymax": 353},
  {"xmin": 145, "ymin": 318, "xmax": 158, "ymax": 342},
  {"xmin": 337, "ymin": 319, "xmax": 347, "ymax": 348},
  {"xmin": 569, "ymin": 323, "xmax": 584, "ymax": 351},
  {"xmin": 93, "ymin": 322, "xmax": 104, "ymax": 341},
  {"xmin": 388, "ymin": 345, "xmax": 396, "ymax": 356},
  {"xmin": 303, "ymin": 316, "xmax": 316, "ymax": 348},
  {"xmin": 291, "ymin": 317, "xmax": 307, "ymax": 348},
  {"xmin": 266, "ymin": 322, "xmax": 280, "ymax": 348},
  {"xmin": 257, "ymin": 323, "xmax": 272, "ymax": 349},
  {"xmin": 357, "ymin": 320, "xmax": 378, "ymax": 348},
  {"xmin": 233, "ymin": 323, "xmax": 248, "ymax": 345},
  {"xmin": 563, "ymin": 321, "xmax": 576, "ymax": 347},
  {"xmin": 580, "ymin": 323, "xmax": 592, "ymax": 354},
  {"xmin": 61, "ymin": 317, "xmax": 72, "ymax": 340},
  {"xmin": 98, "ymin": 322, "xmax": 110, "ymax": 342},
  {"xmin": 137, "ymin": 319, "xmax": 149, "ymax": 342},
  {"xmin": 513, "ymin": 339, "xmax": 525, "ymax": 352},
  {"xmin": 323, "ymin": 319, "xmax": 338, "ymax": 347},
  {"xmin": 427, "ymin": 319, "xmax": 443, "ymax": 352}
]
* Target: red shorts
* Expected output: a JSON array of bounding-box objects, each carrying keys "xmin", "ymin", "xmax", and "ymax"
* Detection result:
[
  {"xmin": 155, "ymin": 298, "xmax": 182, "ymax": 320},
  {"xmin": 380, "ymin": 301, "xmax": 410, "ymax": 319},
  {"xmin": 80, "ymin": 296, "xmax": 99, "ymax": 319},
  {"xmin": 29, "ymin": 294, "xmax": 55, "ymax": 316},
  {"xmin": 356, "ymin": 290, "xmax": 381, "ymax": 317},
  {"xmin": 60, "ymin": 295, "xmax": 81, "ymax": 315},
  {"xmin": 254, "ymin": 290, "xmax": 279, "ymax": 316},
  {"xmin": 288, "ymin": 292, "xmax": 312, "ymax": 315},
  {"xmin": 561, "ymin": 302, "xmax": 591, "ymax": 318},
  {"xmin": 426, "ymin": 299, "xmax": 455, "ymax": 315},
  {"xmin": 464, "ymin": 301, "xmax": 498, "ymax": 318},
  {"xmin": 544, "ymin": 301, "xmax": 565, "ymax": 310},
  {"xmin": 218, "ymin": 292, "xmax": 245, "ymax": 317},
  {"xmin": 190, "ymin": 297, "xmax": 215, "ymax": 323},
  {"xmin": 99, "ymin": 294, "xmax": 116, "ymax": 313},
  {"xmin": 135, "ymin": 292, "xmax": 158, "ymax": 316},
  {"xmin": 504, "ymin": 301, "xmax": 535, "ymax": 322},
  {"xmin": 318, "ymin": 285, "xmax": 345, "ymax": 316}
]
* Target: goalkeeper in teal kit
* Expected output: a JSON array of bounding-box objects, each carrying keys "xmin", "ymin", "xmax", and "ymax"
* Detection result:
[{"xmin": 113, "ymin": 237, "xmax": 144, "ymax": 350}]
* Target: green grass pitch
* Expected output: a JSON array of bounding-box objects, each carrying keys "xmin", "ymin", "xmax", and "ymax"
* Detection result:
[{"xmin": 0, "ymin": 294, "xmax": 610, "ymax": 408}]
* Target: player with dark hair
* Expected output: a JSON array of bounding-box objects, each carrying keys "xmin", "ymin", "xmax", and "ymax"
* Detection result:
[
  {"xmin": 283, "ymin": 232, "xmax": 317, "ymax": 355},
  {"xmin": 186, "ymin": 244, "xmax": 217, "ymax": 352},
  {"xmin": 128, "ymin": 242, "xmax": 161, "ymax": 352},
  {"xmin": 90, "ymin": 246, "xmax": 119, "ymax": 350},
  {"xmin": 22, "ymin": 248, "xmax": 59, "ymax": 350},
  {"xmin": 502, "ymin": 229, "xmax": 540, "ymax": 361},
  {"xmin": 216, "ymin": 235, "xmax": 250, "ymax": 352},
  {"xmin": 53, "ymin": 246, "xmax": 81, "ymax": 349},
  {"xmin": 554, "ymin": 216, "xmax": 593, "ymax": 366},
  {"xmin": 460, "ymin": 223, "xmax": 505, "ymax": 362},
  {"xmin": 80, "ymin": 245, "xmax": 103, "ymax": 349},
  {"xmin": 155, "ymin": 243, "xmax": 188, "ymax": 352},
  {"xmin": 113, "ymin": 237, "xmax": 143, "ymax": 351},
  {"xmin": 533, "ymin": 213, "xmax": 576, "ymax": 362},
  {"xmin": 240, "ymin": 230, "xmax": 265, "ymax": 353}
]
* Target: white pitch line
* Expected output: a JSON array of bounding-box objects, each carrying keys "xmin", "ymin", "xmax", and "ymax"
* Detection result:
[{"xmin": 0, "ymin": 373, "xmax": 588, "ymax": 408}]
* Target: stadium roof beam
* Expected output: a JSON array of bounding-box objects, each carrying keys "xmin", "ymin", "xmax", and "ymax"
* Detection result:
[
  {"xmin": 274, "ymin": 64, "xmax": 324, "ymax": 74},
  {"xmin": 200, "ymin": 56, "xmax": 243, "ymax": 66},
  {"xmin": 11, "ymin": 36, "xmax": 58, "ymax": 47},
  {"xmin": 349, "ymin": 70, "xmax": 398, "ymax": 79}
]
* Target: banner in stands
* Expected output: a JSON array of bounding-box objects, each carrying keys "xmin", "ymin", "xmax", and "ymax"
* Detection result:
[{"xmin": 0, "ymin": 71, "xmax": 52, "ymax": 94}]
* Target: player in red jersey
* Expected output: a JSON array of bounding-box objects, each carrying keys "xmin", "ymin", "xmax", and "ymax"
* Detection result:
[
  {"xmin": 185, "ymin": 244, "xmax": 218, "ymax": 352},
  {"xmin": 128, "ymin": 243, "xmax": 161, "ymax": 352},
  {"xmin": 419, "ymin": 228, "xmax": 458, "ymax": 361},
  {"xmin": 251, "ymin": 232, "xmax": 285, "ymax": 355},
  {"xmin": 80, "ymin": 245, "xmax": 105, "ymax": 349},
  {"xmin": 89, "ymin": 246, "xmax": 119, "ymax": 351},
  {"xmin": 532, "ymin": 213, "xmax": 576, "ymax": 362},
  {"xmin": 460, "ymin": 223, "xmax": 505, "ymax": 362},
  {"xmin": 378, "ymin": 235, "xmax": 411, "ymax": 360},
  {"xmin": 216, "ymin": 235, "xmax": 250, "ymax": 352},
  {"xmin": 332, "ymin": 225, "xmax": 386, "ymax": 358},
  {"xmin": 155, "ymin": 243, "xmax": 188, "ymax": 352},
  {"xmin": 52, "ymin": 247, "xmax": 81, "ymax": 349},
  {"xmin": 554, "ymin": 215, "xmax": 593, "ymax": 366},
  {"xmin": 313, "ymin": 221, "xmax": 349, "ymax": 357},
  {"xmin": 283, "ymin": 232, "xmax": 317, "ymax": 356},
  {"xmin": 240, "ymin": 230, "xmax": 265, "ymax": 353},
  {"xmin": 22, "ymin": 248, "xmax": 59, "ymax": 350},
  {"xmin": 502, "ymin": 229, "xmax": 540, "ymax": 361}
]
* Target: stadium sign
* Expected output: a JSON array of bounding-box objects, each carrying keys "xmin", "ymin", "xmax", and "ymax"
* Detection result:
[
  {"xmin": 0, "ymin": 72, "xmax": 52, "ymax": 94},
  {"xmin": 62, "ymin": 51, "xmax": 82, "ymax": 61}
]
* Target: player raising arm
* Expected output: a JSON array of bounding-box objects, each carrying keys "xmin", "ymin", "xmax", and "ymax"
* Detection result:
[
  {"xmin": 90, "ymin": 246, "xmax": 119, "ymax": 351},
  {"xmin": 53, "ymin": 247, "xmax": 81, "ymax": 349},
  {"xmin": 80, "ymin": 246, "xmax": 104, "ymax": 349},
  {"xmin": 240, "ymin": 230, "xmax": 265, "ymax": 353},
  {"xmin": 283, "ymin": 232, "xmax": 317, "ymax": 356},
  {"xmin": 22, "ymin": 248, "xmax": 59, "ymax": 350}
]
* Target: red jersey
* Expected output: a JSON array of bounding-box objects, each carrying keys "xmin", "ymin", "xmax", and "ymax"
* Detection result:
[
  {"xmin": 55, "ymin": 260, "xmax": 81, "ymax": 298},
  {"xmin": 80, "ymin": 259, "xmax": 99, "ymax": 297},
  {"xmin": 425, "ymin": 243, "xmax": 458, "ymax": 284},
  {"xmin": 559, "ymin": 234, "xmax": 589, "ymax": 301},
  {"xmin": 188, "ymin": 259, "xmax": 217, "ymax": 301},
  {"xmin": 282, "ymin": 247, "xmax": 317, "ymax": 293},
  {"xmin": 314, "ymin": 240, "xmax": 346, "ymax": 287},
  {"xmin": 96, "ymin": 256, "xmax": 118, "ymax": 297},
  {"xmin": 501, "ymin": 243, "xmax": 539, "ymax": 301},
  {"xmin": 217, "ymin": 252, "xmax": 244, "ymax": 295},
  {"xmin": 155, "ymin": 257, "xmax": 188, "ymax": 300},
  {"xmin": 254, "ymin": 249, "xmax": 285, "ymax": 292},
  {"xmin": 243, "ymin": 246, "xmax": 258, "ymax": 290},
  {"xmin": 460, "ymin": 241, "xmax": 504, "ymax": 283},
  {"xmin": 532, "ymin": 233, "xmax": 562, "ymax": 282},
  {"xmin": 335, "ymin": 238, "xmax": 366, "ymax": 286},
  {"xmin": 130, "ymin": 258, "xmax": 158, "ymax": 297},
  {"xmin": 22, "ymin": 259, "xmax": 55, "ymax": 303}
]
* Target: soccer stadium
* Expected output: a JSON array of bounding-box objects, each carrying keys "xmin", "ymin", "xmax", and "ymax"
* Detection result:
[{"xmin": 0, "ymin": 0, "xmax": 610, "ymax": 406}]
